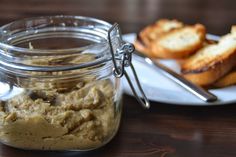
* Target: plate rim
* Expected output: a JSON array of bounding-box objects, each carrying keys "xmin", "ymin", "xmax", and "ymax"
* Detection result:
[{"xmin": 122, "ymin": 33, "xmax": 236, "ymax": 106}]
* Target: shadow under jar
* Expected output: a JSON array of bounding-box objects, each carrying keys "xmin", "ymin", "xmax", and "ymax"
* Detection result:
[{"xmin": 0, "ymin": 16, "xmax": 124, "ymax": 151}]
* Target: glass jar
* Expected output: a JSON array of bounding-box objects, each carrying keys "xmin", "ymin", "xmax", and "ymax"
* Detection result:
[{"xmin": 0, "ymin": 15, "xmax": 149, "ymax": 151}]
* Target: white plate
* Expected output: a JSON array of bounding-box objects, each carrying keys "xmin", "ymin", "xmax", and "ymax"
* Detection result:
[{"xmin": 122, "ymin": 33, "xmax": 236, "ymax": 106}]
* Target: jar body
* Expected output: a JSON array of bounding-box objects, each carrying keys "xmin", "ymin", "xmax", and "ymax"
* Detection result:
[{"xmin": 0, "ymin": 16, "xmax": 123, "ymax": 150}]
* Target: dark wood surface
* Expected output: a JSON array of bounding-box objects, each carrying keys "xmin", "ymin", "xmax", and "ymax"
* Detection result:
[{"xmin": 1, "ymin": 0, "xmax": 236, "ymax": 156}]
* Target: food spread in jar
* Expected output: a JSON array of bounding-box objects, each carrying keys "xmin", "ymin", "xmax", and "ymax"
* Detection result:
[
  {"xmin": 0, "ymin": 79, "xmax": 118, "ymax": 150},
  {"xmin": 0, "ymin": 54, "xmax": 120, "ymax": 150}
]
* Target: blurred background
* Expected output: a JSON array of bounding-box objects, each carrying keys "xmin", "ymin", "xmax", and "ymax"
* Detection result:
[
  {"xmin": 0, "ymin": 1, "xmax": 236, "ymax": 157},
  {"xmin": 0, "ymin": 0, "xmax": 235, "ymax": 35}
]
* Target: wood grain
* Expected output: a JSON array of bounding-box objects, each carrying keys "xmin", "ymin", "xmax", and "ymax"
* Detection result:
[
  {"xmin": 0, "ymin": 0, "xmax": 236, "ymax": 34},
  {"xmin": 1, "ymin": 95, "xmax": 236, "ymax": 157}
]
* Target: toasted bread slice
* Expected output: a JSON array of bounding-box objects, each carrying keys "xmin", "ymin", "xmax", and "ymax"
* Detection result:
[
  {"xmin": 134, "ymin": 19, "xmax": 184, "ymax": 57},
  {"xmin": 181, "ymin": 32, "xmax": 236, "ymax": 86},
  {"xmin": 214, "ymin": 70, "xmax": 236, "ymax": 87},
  {"xmin": 139, "ymin": 19, "xmax": 184, "ymax": 46},
  {"xmin": 231, "ymin": 25, "xmax": 236, "ymax": 34},
  {"xmin": 134, "ymin": 37, "xmax": 156, "ymax": 57},
  {"xmin": 150, "ymin": 24, "xmax": 206, "ymax": 59}
]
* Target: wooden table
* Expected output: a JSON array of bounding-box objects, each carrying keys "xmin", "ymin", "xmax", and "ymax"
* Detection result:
[{"xmin": 1, "ymin": 0, "xmax": 236, "ymax": 156}]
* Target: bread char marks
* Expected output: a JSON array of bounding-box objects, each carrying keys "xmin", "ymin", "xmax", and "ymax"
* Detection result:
[
  {"xmin": 150, "ymin": 24, "xmax": 206, "ymax": 58},
  {"xmin": 181, "ymin": 31, "xmax": 236, "ymax": 86}
]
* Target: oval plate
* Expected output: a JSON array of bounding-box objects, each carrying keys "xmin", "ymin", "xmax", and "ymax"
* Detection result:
[{"xmin": 122, "ymin": 33, "xmax": 236, "ymax": 106}]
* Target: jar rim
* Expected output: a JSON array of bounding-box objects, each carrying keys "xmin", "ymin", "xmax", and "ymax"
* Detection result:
[
  {"xmin": 0, "ymin": 15, "xmax": 115, "ymax": 72},
  {"xmin": 0, "ymin": 15, "xmax": 112, "ymax": 54}
]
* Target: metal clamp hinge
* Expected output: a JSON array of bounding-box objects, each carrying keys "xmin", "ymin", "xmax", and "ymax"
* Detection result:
[{"xmin": 108, "ymin": 23, "xmax": 150, "ymax": 109}]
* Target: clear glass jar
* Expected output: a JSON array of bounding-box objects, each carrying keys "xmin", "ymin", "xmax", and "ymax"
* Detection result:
[{"xmin": 0, "ymin": 16, "xmax": 125, "ymax": 150}]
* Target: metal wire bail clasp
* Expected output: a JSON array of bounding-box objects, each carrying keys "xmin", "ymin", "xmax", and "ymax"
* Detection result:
[{"xmin": 108, "ymin": 23, "xmax": 150, "ymax": 109}]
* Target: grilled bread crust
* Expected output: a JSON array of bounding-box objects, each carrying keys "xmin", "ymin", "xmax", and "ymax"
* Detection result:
[
  {"xmin": 150, "ymin": 24, "xmax": 206, "ymax": 59},
  {"xmin": 181, "ymin": 33, "xmax": 236, "ymax": 86},
  {"xmin": 214, "ymin": 70, "xmax": 236, "ymax": 87},
  {"xmin": 134, "ymin": 19, "xmax": 184, "ymax": 58}
]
